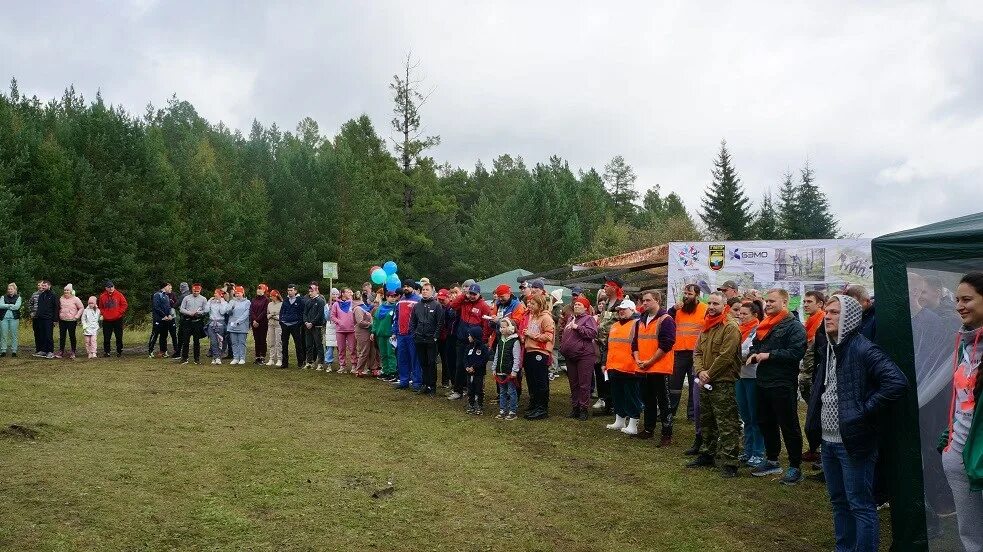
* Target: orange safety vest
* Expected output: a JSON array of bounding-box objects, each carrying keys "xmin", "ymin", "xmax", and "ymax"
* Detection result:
[
  {"xmin": 606, "ymin": 320, "xmax": 636, "ymax": 374},
  {"xmin": 636, "ymin": 314, "xmax": 675, "ymax": 375},
  {"xmin": 673, "ymin": 302, "xmax": 707, "ymax": 352}
]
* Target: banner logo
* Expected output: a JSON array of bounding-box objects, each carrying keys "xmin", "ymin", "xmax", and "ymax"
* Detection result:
[
  {"xmin": 677, "ymin": 245, "xmax": 699, "ymax": 267},
  {"xmin": 709, "ymin": 245, "xmax": 725, "ymax": 271}
]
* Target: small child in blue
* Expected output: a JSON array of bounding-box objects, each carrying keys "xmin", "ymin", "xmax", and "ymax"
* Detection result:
[
  {"xmin": 492, "ymin": 318, "xmax": 522, "ymax": 420},
  {"xmin": 464, "ymin": 326, "xmax": 489, "ymax": 415}
]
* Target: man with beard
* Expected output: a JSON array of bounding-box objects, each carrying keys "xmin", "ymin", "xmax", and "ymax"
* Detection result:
[
  {"xmin": 669, "ymin": 283, "xmax": 708, "ymax": 455},
  {"xmin": 688, "ymin": 292, "xmax": 742, "ymax": 477},
  {"xmin": 392, "ymin": 279, "xmax": 422, "ymax": 390}
]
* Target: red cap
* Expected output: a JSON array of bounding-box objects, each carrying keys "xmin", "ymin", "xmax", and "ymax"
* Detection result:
[
  {"xmin": 437, "ymin": 288, "xmax": 449, "ymax": 299},
  {"xmin": 494, "ymin": 284, "xmax": 511, "ymax": 296},
  {"xmin": 574, "ymin": 296, "xmax": 591, "ymax": 310}
]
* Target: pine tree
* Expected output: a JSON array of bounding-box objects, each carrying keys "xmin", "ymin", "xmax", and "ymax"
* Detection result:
[
  {"xmin": 390, "ymin": 53, "xmax": 440, "ymax": 213},
  {"xmin": 796, "ymin": 161, "xmax": 839, "ymax": 238},
  {"xmin": 700, "ymin": 140, "xmax": 753, "ymax": 239},
  {"xmin": 602, "ymin": 155, "xmax": 638, "ymax": 220},
  {"xmin": 752, "ymin": 190, "xmax": 781, "ymax": 239}
]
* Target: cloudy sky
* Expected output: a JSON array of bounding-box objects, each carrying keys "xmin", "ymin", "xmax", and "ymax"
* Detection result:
[{"xmin": 3, "ymin": 1, "xmax": 981, "ymax": 237}]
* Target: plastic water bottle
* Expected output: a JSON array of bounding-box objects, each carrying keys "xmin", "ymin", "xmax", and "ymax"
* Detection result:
[{"xmin": 694, "ymin": 377, "xmax": 713, "ymax": 391}]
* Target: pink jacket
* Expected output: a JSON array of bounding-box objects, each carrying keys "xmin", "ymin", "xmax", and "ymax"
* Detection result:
[
  {"xmin": 330, "ymin": 300, "xmax": 356, "ymax": 333},
  {"xmin": 59, "ymin": 295, "xmax": 85, "ymax": 321}
]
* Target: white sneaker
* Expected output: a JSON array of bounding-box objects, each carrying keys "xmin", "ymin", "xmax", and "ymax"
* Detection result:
[
  {"xmin": 275, "ymin": 360, "xmax": 282, "ymax": 367},
  {"xmin": 237, "ymin": 359, "xmax": 245, "ymax": 365},
  {"xmin": 315, "ymin": 364, "xmax": 323, "ymax": 371},
  {"xmin": 265, "ymin": 359, "xmax": 274, "ymax": 366},
  {"xmin": 620, "ymin": 418, "xmax": 639, "ymax": 435},
  {"xmin": 593, "ymin": 398, "xmax": 606, "ymax": 410},
  {"xmin": 215, "ymin": 358, "xmax": 222, "ymax": 365},
  {"xmin": 606, "ymin": 415, "xmax": 626, "ymax": 430},
  {"xmin": 447, "ymin": 392, "xmax": 462, "ymax": 400}
]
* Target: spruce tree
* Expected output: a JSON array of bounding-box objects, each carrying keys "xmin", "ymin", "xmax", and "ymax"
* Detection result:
[
  {"xmin": 776, "ymin": 171, "xmax": 802, "ymax": 238},
  {"xmin": 796, "ymin": 161, "xmax": 839, "ymax": 238},
  {"xmin": 699, "ymin": 140, "xmax": 753, "ymax": 239},
  {"xmin": 752, "ymin": 190, "xmax": 781, "ymax": 239}
]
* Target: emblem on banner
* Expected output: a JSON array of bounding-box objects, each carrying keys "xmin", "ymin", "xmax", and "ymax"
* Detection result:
[
  {"xmin": 709, "ymin": 245, "xmax": 725, "ymax": 271},
  {"xmin": 677, "ymin": 244, "xmax": 700, "ymax": 267}
]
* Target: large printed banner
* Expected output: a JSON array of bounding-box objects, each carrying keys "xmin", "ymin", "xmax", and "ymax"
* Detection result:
[{"xmin": 667, "ymin": 239, "xmax": 874, "ymax": 313}]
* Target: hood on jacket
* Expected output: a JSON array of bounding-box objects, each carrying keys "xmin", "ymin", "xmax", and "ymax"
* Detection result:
[
  {"xmin": 829, "ymin": 294, "xmax": 863, "ymax": 345},
  {"xmin": 467, "ymin": 325, "xmax": 483, "ymax": 343},
  {"xmin": 179, "ymin": 282, "xmax": 190, "ymax": 294}
]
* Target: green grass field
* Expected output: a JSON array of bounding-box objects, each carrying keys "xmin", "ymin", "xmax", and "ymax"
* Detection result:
[{"xmin": 0, "ymin": 327, "xmax": 884, "ymax": 551}]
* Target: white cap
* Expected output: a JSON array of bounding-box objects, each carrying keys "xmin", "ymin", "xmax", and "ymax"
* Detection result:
[
  {"xmin": 550, "ymin": 289, "xmax": 563, "ymax": 303},
  {"xmin": 616, "ymin": 299, "xmax": 636, "ymax": 311}
]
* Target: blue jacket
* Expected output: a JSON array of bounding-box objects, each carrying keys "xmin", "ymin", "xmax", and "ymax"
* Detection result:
[
  {"xmin": 226, "ymin": 298, "xmax": 252, "ymax": 334},
  {"xmin": 152, "ymin": 291, "xmax": 172, "ymax": 323},
  {"xmin": 806, "ymin": 328, "xmax": 908, "ymax": 456},
  {"xmin": 279, "ymin": 295, "xmax": 306, "ymax": 326}
]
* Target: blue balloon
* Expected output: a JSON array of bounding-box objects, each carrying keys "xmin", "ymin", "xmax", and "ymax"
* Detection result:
[
  {"xmin": 385, "ymin": 273, "xmax": 401, "ymax": 292},
  {"xmin": 371, "ymin": 268, "xmax": 387, "ymax": 285},
  {"xmin": 383, "ymin": 261, "xmax": 398, "ymax": 275}
]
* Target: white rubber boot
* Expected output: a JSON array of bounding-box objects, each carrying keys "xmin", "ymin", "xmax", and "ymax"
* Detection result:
[
  {"xmin": 621, "ymin": 417, "xmax": 639, "ymax": 435},
  {"xmin": 606, "ymin": 415, "xmax": 626, "ymax": 430}
]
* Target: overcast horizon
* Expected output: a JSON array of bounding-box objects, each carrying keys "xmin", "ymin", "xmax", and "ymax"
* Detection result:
[{"xmin": 3, "ymin": 1, "xmax": 981, "ymax": 238}]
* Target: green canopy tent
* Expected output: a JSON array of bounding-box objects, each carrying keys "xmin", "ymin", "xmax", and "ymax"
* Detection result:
[
  {"xmin": 475, "ymin": 269, "xmax": 571, "ymax": 301},
  {"xmin": 872, "ymin": 211, "xmax": 983, "ymax": 551}
]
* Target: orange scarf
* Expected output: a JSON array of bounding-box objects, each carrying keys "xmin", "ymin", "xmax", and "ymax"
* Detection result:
[
  {"xmin": 739, "ymin": 319, "xmax": 759, "ymax": 342},
  {"xmin": 755, "ymin": 309, "xmax": 788, "ymax": 341},
  {"xmin": 703, "ymin": 311, "xmax": 727, "ymax": 332},
  {"xmin": 805, "ymin": 310, "xmax": 825, "ymax": 341}
]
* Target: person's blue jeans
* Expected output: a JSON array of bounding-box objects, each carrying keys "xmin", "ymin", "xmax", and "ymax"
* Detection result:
[
  {"xmin": 229, "ymin": 332, "xmax": 247, "ymax": 361},
  {"xmin": 736, "ymin": 378, "xmax": 765, "ymax": 458},
  {"xmin": 207, "ymin": 322, "xmax": 225, "ymax": 358},
  {"xmin": 323, "ymin": 345, "xmax": 335, "ymax": 364},
  {"xmin": 821, "ymin": 441, "xmax": 879, "ymax": 552},
  {"xmin": 498, "ymin": 380, "xmax": 518, "ymax": 413},
  {"xmin": 395, "ymin": 334, "xmax": 420, "ymax": 388}
]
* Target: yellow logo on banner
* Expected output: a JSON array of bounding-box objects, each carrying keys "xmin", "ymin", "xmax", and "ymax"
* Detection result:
[{"xmin": 708, "ymin": 245, "xmax": 725, "ymax": 271}]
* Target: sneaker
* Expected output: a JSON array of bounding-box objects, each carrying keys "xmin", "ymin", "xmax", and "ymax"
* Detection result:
[
  {"xmin": 275, "ymin": 361, "xmax": 282, "ymax": 367},
  {"xmin": 506, "ymin": 412, "xmax": 517, "ymax": 420},
  {"xmin": 592, "ymin": 398, "xmax": 606, "ymax": 410},
  {"xmin": 314, "ymin": 364, "xmax": 323, "ymax": 371},
  {"xmin": 45, "ymin": 352, "xmax": 56, "ymax": 359},
  {"xmin": 102, "ymin": 352, "xmax": 111, "ymax": 358},
  {"xmin": 54, "ymin": 352, "xmax": 63, "ymax": 359},
  {"xmin": 447, "ymin": 392, "xmax": 462, "ymax": 401},
  {"xmin": 116, "ymin": 352, "xmax": 122, "ymax": 358},
  {"xmin": 265, "ymin": 359, "xmax": 274, "ymax": 366},
  {"xmin": 465, "ymin": 404, "xmax": 475, "ymax": 414},
  {"xmin": 0, "ymin": 352, "xmax": 5, "ymax": 357},
  {"xmin": 747, "ymin": 456, "xmax": 766, "ymax": 469},
  {"xmin": 301, "ymin": 363, "xmax": 311, "ymax": 370},
  {"xmin": 324, "ymin": 365, "xmax": 334, "ymax": 373},
  {"xmin": 751, "ymin": 461, "xmax": 783, "ymax": 477},
  {"xmin": 337, "ymin": 367, "xmax": 348, "ymax": 374},
  {"xmin": 215, "ymin": 359, "xmax": 222, "ymax": 365},
  {"xmin": 194, "ymin": 360, "xmax": 201, "ymax": 365},
  {"xmin": 495, "ymin": 411, "xmax": 505, "ymax": 420},
  {"xmin": 10, "ymin": 352, "xmax": 16, "ymax": 357},
  {"xmin": 181, "ymin": 360, "xmax": 190, "ymax": 365},
  {"xmin": 474, "ymin": 408, "xmax": 483, "ymax": 416},
  {"xmin": 69, "ymin": 352, "xmax": 76, "ymax": 360},
  {"xmin": 33, "ymin": 351, "xmax": 45, "ymax": 357},
  {"xmin": 148, "ymin": 353, "xmax": 156, "ymax": 359},
  {"xmin": 780, "ymin": 467, "xmax": 804, "ymax": 485}
]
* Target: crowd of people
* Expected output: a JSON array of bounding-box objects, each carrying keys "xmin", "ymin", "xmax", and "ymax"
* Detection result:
[{"xmin": 2, "ymin": 271, "xmax": 982, "ymax": 552}]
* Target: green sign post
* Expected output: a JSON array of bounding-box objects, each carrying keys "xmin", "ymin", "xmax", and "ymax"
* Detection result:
[{"xmin": 322, "ymin": 262, "xmax": 338, "ymax": 292}]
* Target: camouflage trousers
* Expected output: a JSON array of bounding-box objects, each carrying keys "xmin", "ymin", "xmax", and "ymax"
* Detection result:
[{"xmin": 699, "ymin": 380, "xmax": 741, "ymax": 468}]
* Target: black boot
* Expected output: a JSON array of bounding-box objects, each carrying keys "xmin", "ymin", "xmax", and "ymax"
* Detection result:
[
  {"xmin": 577, "ymin": 408, "xmax": 589, "ymax": 421},
  {"xmin": 684, "ymin": 434, "xmax": 703, "ymax": 456},
  {"xmin": 686, "ymin": 453, "xmax": 715, "ymax": 468},
  {"xmin": 567, "ymin": 406, "xmax": 580, "ymax": 419}
]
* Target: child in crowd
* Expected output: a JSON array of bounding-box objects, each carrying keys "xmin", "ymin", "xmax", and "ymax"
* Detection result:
[
  {"xmin": 492, "ymin": 318, "xmax": 521, "ymax": 420},
  {"xmin": 464, "ymin": 326, "xmax": 490, "ymax": 415},
  {"xmin": 81, "ymin": 296, "xmax": 101, "ymax": 359},
  {"xmin": 207, "ymin": 289, "xmax": 229, "ymax": 365}
]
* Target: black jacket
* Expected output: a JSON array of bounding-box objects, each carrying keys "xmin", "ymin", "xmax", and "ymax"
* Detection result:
[
  {"xmin": 303, "ymin": 295, "xmax": 326, "ymax": 326},
  {"xmin": 750, "ymin": 314, "xmax": 807, "ymax": 388},
  {"xmin": 409, "ymin": 297, "xmax": 444, "ymax": 344},
  {"xmin": 859, "ymin": 304, "xmax": 876, "ymax": 340},
  {"xmin": 36, "ymin": 289, "xmax": 58, "ymax": 321},
  {"xmin": 806, "ymin": 329, "xmax": 908, "ymax": 455}
]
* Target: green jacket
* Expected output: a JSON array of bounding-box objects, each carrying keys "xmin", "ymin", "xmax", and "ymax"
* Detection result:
[
  {"xmin": 372, "ymin": 303, "xmax": 395, "ymax": 338},
  {"xmin": 693, "ymin": 318, "xmax": 742, "ymax": 384}
]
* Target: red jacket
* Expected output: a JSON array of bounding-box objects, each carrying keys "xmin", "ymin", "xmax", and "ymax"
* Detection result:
[
  {"xmin": 449, "ymin": 294, "xmax": 492, "ymax": 341},
  {"xmin": 98, "ymin": 290, "xmax": 129, "ymax": 322}
]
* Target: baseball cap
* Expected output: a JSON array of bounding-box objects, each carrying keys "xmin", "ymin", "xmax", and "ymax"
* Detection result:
[
  {"xmin": 494, "ymin": 284, "xmax": 511, "ymax": 296},
  {"xmin": 717, "ymin": 280, "xmax": 738, "ymax": 291},
  {"xmin": 530, "ymin": 279, "xmax": 546, "ymax": 290},
  {"xmin": 616, "ymin": 298, "xmax": 636, "ymax": 311},
  {"xmin": 467, "ymin": 283, "xmax": 481, "ymax": 295}
]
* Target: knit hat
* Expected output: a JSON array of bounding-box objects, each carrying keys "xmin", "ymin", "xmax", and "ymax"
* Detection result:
[
  {"xmin": 467, "ymin": 283, "xmax": 481, "ymax": 295},
  {"xmin": 402, "ymin": 278, "xmax": 416, "ymax": 288},
  {"xmin": 104, "ymin": 280, "xmax": 114, "ymax": 289},
  {"xmin": 530, "ymin": 279, "xmax": 546, "ymax": 290},
  {"xmin": 574, "ymin": 296, "xmax": 591, "ymax": 310},
  {"xmin": 64, "ymin": 283, "xmax": 74, "ymax": 293},
  {"xmin": 550, "ymin": 289, "xmax": 564, "ymax": 304},
  {"xmin": 494, "ymin": 284, "xmax": 511, "ymax": 297},
  {"xmin": 462, "ymin": 279, "xmax": 476, "ymax": 288},
  {"xmin": 179, "ymin": 282, "xmax": 190, "ymax": 294},
  {"xmin": 87, "ymin": 296, "xmax": 97, "ymax": 307},
  {"xmin": 330, "ymin": 287, "xmax": 340, "ymax": 298}
]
